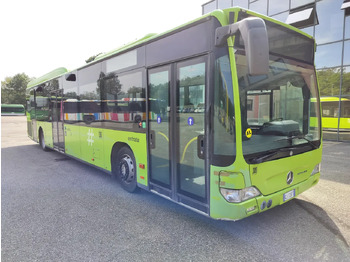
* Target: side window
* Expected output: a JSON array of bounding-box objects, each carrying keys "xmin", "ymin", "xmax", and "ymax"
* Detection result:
[
  {"xmin": 99, "ymin": 70, "xmax": 145, "ymax": 129},
  {"xmin": 213, "ymin": 55, "xmax": 235, "ymax": 160},
  {"xmin": 35, "ymin": 82, "xmax": 51, "ymax": 122},
  {"xmin": 78, "ymin": 63, "xmax": 102, "ymax": 125},
  {"xmin": 28, "ymin": 89, "xmax": 35, "ymax": 120},
  {"xmin": 322, "ymin": 102, "xmax": 339, "ymax": 118},
  {"xmin": 63, "ymin": 71, "xmax": 79, "ymax": 124}
]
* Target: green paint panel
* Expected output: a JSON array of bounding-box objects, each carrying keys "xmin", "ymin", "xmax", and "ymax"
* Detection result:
[
  {"xmin": 219, "ymin": 172, "xmax": 245, "ymax": 189},
  {"xmin": 64, "ymin": 125, "xmax": 81, "ymax": 158},
  {"xmin": 250, "ymin": 149, "xmax": 322, "ymax": 196},
  {"xmin": 79, "ymin": 126, "xmax": 105, "ymax": 167},
  {"xmin": 37, "ymin": 121, "xmax": 53, "ymax": 148},
  {"xmin": 63, "ymin": 124, "xmax": 148, "ymax": 187}
]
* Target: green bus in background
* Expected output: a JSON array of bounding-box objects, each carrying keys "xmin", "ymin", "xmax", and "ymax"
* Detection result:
[
  {"xmin": 26, "ymin": 7, "xmax": 322, "ymax": 220},
  {"xmin": 320, "ymin": 97, "xmax": 350, "ymax": 131},
  {"xmin": 1, "ymin": 104, "xmax": 25, "ymax": 116}
]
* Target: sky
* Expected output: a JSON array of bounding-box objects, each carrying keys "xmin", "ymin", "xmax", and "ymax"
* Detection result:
[{"xmin": 0, "ymin": 0, "xmax": 207, "ymax": 82}]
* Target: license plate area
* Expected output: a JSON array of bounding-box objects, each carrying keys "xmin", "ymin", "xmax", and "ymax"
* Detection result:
[{"xmin": 283, "ymin": 189, "xmax": 295, "ymax": 202}]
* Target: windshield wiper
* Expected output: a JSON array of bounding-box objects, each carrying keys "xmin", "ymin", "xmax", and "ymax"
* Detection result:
[
  {"xmin": 250, "ymin": 151, "xmax": 278, "ymax": 164},
  {"xmin": 248, "ymin": 146, "xmax": 299, "ymax": 164},
  {"xmin": 275, "ymin": 134, "xmax": 318, "ymax": 149}
]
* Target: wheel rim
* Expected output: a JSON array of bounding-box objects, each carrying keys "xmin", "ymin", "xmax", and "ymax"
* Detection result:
[{"xmin": 119, "ymin": 154, "xmax": 135, "ymax": 184}]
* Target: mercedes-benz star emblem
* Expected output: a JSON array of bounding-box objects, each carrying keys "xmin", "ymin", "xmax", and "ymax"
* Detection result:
[{"xmin": 287, "ymin": 171, "xmax": 294, "ymax": 185}]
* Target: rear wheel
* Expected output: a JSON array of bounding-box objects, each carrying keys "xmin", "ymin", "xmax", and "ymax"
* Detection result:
[
  {"xmin": 114, "ymin": 147, "xmax": 138, "ymax": 193},
  {"xmin": 39, "ymin": 130, "xmax": 49, "ymax": 151}
]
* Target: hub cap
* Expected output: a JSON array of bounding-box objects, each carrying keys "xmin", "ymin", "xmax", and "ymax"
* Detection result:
[{"xmin": 119, "ymin": 155, "xmax": 135, "ymax": 184}]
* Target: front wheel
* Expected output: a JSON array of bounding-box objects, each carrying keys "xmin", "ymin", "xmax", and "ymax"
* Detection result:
[{"xmin": 115, "ymin": 147, "xmax": 138, "ymax": 193}]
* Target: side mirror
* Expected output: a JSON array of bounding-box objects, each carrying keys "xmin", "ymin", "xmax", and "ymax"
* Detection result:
[{"xmin": 215, "ymin": 17, "xmax": 269, "ymax": 75}]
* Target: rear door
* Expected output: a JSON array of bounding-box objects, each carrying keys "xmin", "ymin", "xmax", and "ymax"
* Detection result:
[{"xmin": 51, "ymin": 90, "xmax": 65, "ymax": 152}]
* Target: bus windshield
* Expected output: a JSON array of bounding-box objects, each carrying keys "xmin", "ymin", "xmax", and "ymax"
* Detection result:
[{"xmin": 235, "ymin": 21, "xmax": 321, "ymax": 163}]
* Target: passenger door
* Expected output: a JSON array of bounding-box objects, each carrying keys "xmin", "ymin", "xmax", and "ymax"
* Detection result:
[
  {"xmin": 51, "ymin": 90, "xmax": 65, "ymax": 152},
  {"xmin": 148, "ymin": 56, "xmax": 207, "ymax": 212}
]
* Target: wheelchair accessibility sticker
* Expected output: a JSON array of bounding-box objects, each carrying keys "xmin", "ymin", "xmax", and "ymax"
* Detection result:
[{"xmin": 245, "ymin": 128, "xmax": 252, "ymax": 139}]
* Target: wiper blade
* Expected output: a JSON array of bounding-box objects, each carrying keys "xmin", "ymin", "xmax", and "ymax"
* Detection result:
[
  {"xmin": 249, "ymin": 147, "xmax": 299, "ymax": 164},
  {"xmin": 275, "ymin": 134, "xmax": 318, "ymax": 149},
  {"xmin": 249, "ymin": 151, "xmax": 278, "ymax": 164}
]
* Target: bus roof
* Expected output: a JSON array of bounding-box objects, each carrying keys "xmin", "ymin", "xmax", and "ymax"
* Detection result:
[{"xmin": 27, "ymin": 67, "xmax": 68, "ymax": 90}]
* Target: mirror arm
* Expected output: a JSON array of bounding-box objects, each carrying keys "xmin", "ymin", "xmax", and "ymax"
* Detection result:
[{"xmin": 215, "ymin": 24, "xmax": 239, "ymax": 46}]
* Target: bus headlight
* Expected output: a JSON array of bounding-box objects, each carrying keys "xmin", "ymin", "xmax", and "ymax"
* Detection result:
[
  {"xmin": 311, "ymin": 163, "xmax": 321, "ymax": 176},
  {"xmin": 220, "ymin": 187, "xmax": 261, "ymax": 203}
]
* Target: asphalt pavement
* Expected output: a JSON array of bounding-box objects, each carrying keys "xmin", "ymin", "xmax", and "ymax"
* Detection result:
[{"xmin": 2, "ymin": 116, "xmax": 350, "ymax": 262}]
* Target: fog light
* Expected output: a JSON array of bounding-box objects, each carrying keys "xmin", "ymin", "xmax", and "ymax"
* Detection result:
[
  {"xmin": 220, "ymin": 187, "xmax": 261, "ymax": 203},
  {"xmin": 261, "ymin": 201, "xmax": 266, "ymax": 210}
]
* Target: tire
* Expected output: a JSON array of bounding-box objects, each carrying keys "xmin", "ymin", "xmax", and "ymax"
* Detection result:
[
  {"xmin": 39, "ymin": 130, "xmax": 49, "ymax": 151},
  {"xmin": 114, "ymin": 147, "xmax": 138, "ymax": 193}
]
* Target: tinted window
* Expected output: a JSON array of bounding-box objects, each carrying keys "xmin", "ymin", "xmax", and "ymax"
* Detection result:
[
  {"xmin": 218, "ymin": 0, "xmax": 231, "ymax": 9},
  {"xmin": 235, "ymin": 0, "xmax": 248, "ymax": 9},
  {"xmin": 203, "ymin": 1, "xmax": 216, "ymax": 14},
  {"xmin": 35, "ymin": 82, "xmax": 51, "ymax": 121},
  {"xmin": 106, "ymin": 50, "xmax": 137, "ymax": 73},
  {"xmin": 237, "ymin": 12, "xmax": 315, "ymax": 64},
  {"xmin": 346, "ymin": 15, "xmax": 350, "ymax": 39},
  {"xmin": 291, "ymin": 0, "xmax": 314, "ymax": 9},
  {"xmin": 344, "ymin": 40, "xmax": 350, "ymax": 66},
  {"xmin": 146, "ymin": 20, "xmax": 212, "ymax": 67},
  {"xmin": 213, "ymin": 55, "xmax": 235, "ymax": 163},
  {"xmin": 315, "ymin": 42, "xmax": 342, "ymax": 69},
  {"xmin": 317, "ymin": 68, "xmax": 342, "ymax": 97},
  {"xmin": 79, "ymin": 63, "xmax": 102, "ymax": 100},
  {"xmin": 268, "ymin": 0, "xmax": 289, "ymax": 16},
  {"xmin": 343, "ymin": 66, "xmax": 350, "ymax": 96},
  {"xmin": 315, "ymin": 0, "xmax": 344, "ymax": 44},
  {"xmin": 99, "ymin": 70, "xmax": 146, "ymax": 131},
  {"xmin": 249, "ymin": 0, "xmax": 267, "ymax": 15}
]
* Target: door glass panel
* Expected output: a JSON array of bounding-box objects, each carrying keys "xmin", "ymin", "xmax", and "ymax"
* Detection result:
[
  {"xmin": 149, "ymin": 67, "xmax": 171, "ymax": 187},
  {"xmin": 177, "ymin": 61, "xmax": 206, "ymax": 200},
  {"xmin": 52, "ymin": 89, "xmax": 64, "ymax": 150}
]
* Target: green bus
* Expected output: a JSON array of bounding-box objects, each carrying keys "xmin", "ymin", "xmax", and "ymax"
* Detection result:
[
  {"xmin": 320, "ymin": 97, "xmax": 350, "ymax": 130},
  {"xmin": 1, "ymin": 104, "xmax": 25, "ymax": 116},
  {"xmin": 26, "ymin": 7, "xmax": 322, "ymax": 220}
]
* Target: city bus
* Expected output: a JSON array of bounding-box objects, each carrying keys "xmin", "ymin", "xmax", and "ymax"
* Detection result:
[
  {"xmin": 319, "ymin": 97, "xmax": 350, "ymax": 130},
  {"xmin": 1, "ymin": 104, "xmax": 25, "ymax": 116},
  {"xmin": 26, "ymin": 7, "xmax": 322, "ymax": 220}
]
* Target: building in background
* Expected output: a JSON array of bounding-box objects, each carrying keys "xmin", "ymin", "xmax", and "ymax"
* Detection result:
[{"xmin": 202, "ymin": 0, "xmax": 350, "ymax": 141}]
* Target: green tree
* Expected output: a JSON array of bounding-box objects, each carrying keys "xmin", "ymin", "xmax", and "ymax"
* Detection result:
[
  {"xmin": 317, "ymin": 67, "xmax": 350, "ymax": 97},
  {"xmin": 317, "ymin": 68, "xmax": 341, "ymax": 97},
  {"xmin": 1, "ymin": 73, "xmax": 32, "ymax": 106}
]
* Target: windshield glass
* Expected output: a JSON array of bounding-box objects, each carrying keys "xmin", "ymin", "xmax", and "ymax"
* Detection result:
[{"xmin": 235, "ymin": 24, "xmax": 321, "ymax": 163}]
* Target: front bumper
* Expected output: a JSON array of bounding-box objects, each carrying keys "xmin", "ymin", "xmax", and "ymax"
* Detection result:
[{"xmin": 211, "ymin": 172, "xmax": 320, "ymax": 220}]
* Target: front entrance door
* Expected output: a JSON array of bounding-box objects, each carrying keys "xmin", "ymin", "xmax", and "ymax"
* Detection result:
[
  {"xmin": 52, "ymin": 90, "xmax": 65, "ymax": 152},
  {"xmin": 148, "ymin": 56, "xmax": 207, "ymax": 211}
]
